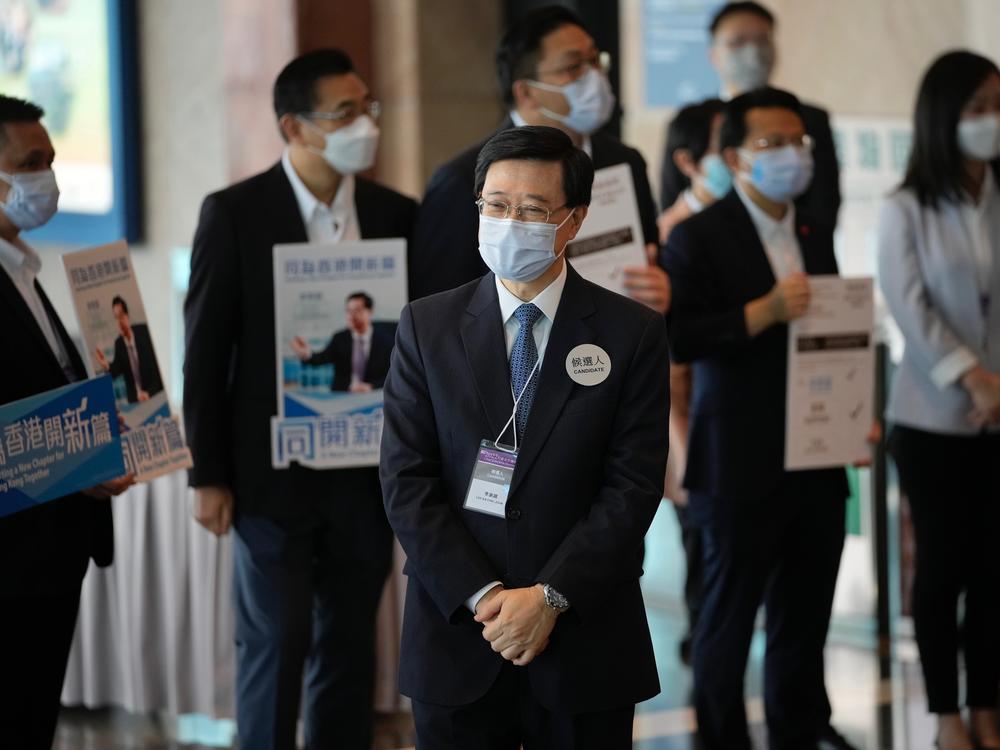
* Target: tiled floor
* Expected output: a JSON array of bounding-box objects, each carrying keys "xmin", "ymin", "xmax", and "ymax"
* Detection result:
[{"xmin": 55, "ymin": 603, "xmax": 942, "ymax": 750}]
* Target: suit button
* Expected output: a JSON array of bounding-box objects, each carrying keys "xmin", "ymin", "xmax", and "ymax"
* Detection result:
[{"xmin": 506, "ymin": 508, "xmax": 521, "ymax": 521}]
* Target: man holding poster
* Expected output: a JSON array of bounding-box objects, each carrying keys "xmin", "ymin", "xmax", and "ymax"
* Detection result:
[
  {"xmin": 184, "ymin": 50, "xmax": 416, "ymax": 750},
  {"xmin": 0, "ymin": 95, "xmax": 132, "ymax": 749}
]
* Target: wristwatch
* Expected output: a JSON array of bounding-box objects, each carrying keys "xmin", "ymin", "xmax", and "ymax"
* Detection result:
[{"xmin": 542, "ymin": 583, "xmax": 570, "ymax": 613}]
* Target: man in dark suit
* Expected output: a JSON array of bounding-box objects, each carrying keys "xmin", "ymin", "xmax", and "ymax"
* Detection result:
[
  {"xmin": 291, "ymin": 291, "xmax": 397, "ymax": 392},
  {"xmin": 661, "ymin": 88, "xmax": 854, "ymax": 750},
  {"xmin": 94, "ymin": 295, "xmax": 164, "ymax": 403},
  {"xmin": 381, "ymin": 126, "xmax": 670, "ymax": 749},
  {"xmin": 0, "ymin": 95, "xmax": 132, "ymax": 749},
  {"xmin": 409, "ymin": 5, "xmax": 670, "ymax": 316},
  {"xmin": 184, "ymin": 50, "xmax": 416, "ymax": 750},
  {"xmin": 660, "ymin": 1, "xmax": 841, "ymax": 233}
]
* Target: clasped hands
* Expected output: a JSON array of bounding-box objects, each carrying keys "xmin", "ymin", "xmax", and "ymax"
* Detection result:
[{"xmin": 473, "ymin": 584, "xmax": 558, "ymax": 667}]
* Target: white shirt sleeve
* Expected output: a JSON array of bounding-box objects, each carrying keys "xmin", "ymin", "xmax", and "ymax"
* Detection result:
[{"xmin": 466, "ymin": 581, "xmax": 503, "ymax": 614}]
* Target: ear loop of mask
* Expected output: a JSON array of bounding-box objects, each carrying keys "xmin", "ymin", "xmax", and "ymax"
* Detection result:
[{"xmin": 494, "ymin": 356, "xmax": 541, "ymax": 454}]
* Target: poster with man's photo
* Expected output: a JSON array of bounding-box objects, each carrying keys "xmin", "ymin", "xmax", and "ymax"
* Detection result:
[
  {"xmin": 272, "ymin": 239, "xmax": 407, "ymax": 469},
  {"xmin": 62, "ymin": 241, "xmax": 192, "ymax": 481}
]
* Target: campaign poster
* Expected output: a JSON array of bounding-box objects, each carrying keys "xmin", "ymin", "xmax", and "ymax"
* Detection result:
[
  {"xmin": 0, "ymin": 376, "xmax": 125, "ymax": 518},
  {"xmin": 272, "ymin": 239, "xmax": 407, "ymax": 469},
  {"xmin": 62, "ymin": 241, "xmax": 192, "ymax": 481}
]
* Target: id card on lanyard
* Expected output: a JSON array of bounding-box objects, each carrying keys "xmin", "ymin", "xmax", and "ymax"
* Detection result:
[{"xmin": 462, "ymin": 357, "xmax": 540, "ymax": 518}]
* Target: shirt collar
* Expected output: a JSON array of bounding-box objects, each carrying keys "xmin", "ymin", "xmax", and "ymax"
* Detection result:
[
  {"xmin": 495, "ymin": 260, "xmax": 568, "ymax": 326},
  {"xmin": 281, "ymin": 149, "xmax": 355, "ymax": 225},
  {"xmin": 509, "ymin": 110, "xmax": 592, "ymax": 157},
  {"xmin": 682, "ymin": 188, "xmax": 705, "ymax": 213},
  {"xmin": 734, "ymin": 179, "xmax": 796, "ymax": 241},
  {"xmin": 0, "ymin": 234, "xmax": 41, "ymax": 276}
]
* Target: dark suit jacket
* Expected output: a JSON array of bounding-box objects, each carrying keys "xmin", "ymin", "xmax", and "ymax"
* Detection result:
[
  {"xmin": 184, "ymin": 162, "xmax": 418, "ymax": 522},
  {"xmin": 0, "ymin": 270, "xmax": 113, "ymax": 596},
  {"xmin": 108, "ymin": 323, "xmax": 163, "ymax": 403},
  {"xmin": 660, "ymin": 190, "xmax": 848, "ymax": 515},
  {"xmin": 408, "ymin": 116, "xmax": 660, "ymax": 300},
  {"xmin": 306, "ymin": 320, "xmax": 397, "ymax": 391},
  {"xmin": 659, "ymin": 101, "xmax": 841, "ymax": 234},
  {"xmin": 380, "ymin": 264, "xmax": 669, "ymax": 712}
]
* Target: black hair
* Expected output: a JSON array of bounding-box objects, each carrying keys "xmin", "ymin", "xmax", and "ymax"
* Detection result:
[
  {"xmin": 347, "ymin": 291, "xmax": 374, "ymax": 310},
  {"xmin": 661, "ymin": 98, "xmax": 725, "ymax": 207},
  {"xmin": 709, "ymin": 1, "xmax": 775, "ymax": 36},
  {"xmin": 496, "ymin": 5, "xmax": 588, "ymax": 108},
  {"xmin": 112, "ymin": 295, "xmax": 129, "ymax": 315},
  {"xmin": 474, "ymin": 125, "xmax": 594, "ymax": 208},
  {"xmin": 719, "ymin": 86, "xmax": 802, "ymax": 151},
  {"xmin": 901, "ymin": 50, "xmax": 1000, "ymax": 207},
  {"xmin": 273, "ymin": 49, "xmax": 355, "ymax": 120},
  {"xmin": 0, "ymin": 95, "xmax": 44, "ymax": 149}
]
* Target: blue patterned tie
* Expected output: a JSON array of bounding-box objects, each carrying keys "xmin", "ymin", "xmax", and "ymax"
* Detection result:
[{"xmin": 510, "ymin": 303, "xmax": 544, "ymax": 441}]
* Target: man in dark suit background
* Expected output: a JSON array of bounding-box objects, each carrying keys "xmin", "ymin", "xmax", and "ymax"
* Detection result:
[
  {"xmin": 381, "ymin": 126, "xmax": 670, "ymax": 749},
  {"xmin": 0, "ymin": 95, "xmax": 132, "ymax": 749},
  {"xmin": 94, "ymin": 295, "xmax": 164, "ymax": 403},
  {"xmin": 661, "ymin": 88, "xmax": 855, "ymax": 750},
  {"xmin": 660, "ymin": 1, "xmax": 841, "ymax": 234},
  {"xmin": 409, "ymin": 5, "xmax": 671, "ymax": 316},
  {"xmin": 183, "ymin": 50, "xmax": 416, "ymax": 750},
  {"xmin": 291, "ymin": 291, "xmax": 397, "ymax": 392}
]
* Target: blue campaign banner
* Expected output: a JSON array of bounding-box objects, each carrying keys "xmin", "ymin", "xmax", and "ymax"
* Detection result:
[{"xmin": 0, "ymin": 376, "xmax": 126, "ymax": 518}]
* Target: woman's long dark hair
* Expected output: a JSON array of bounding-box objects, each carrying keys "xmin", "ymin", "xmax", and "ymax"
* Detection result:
[
  {"xmin": 660, "ymin": 98, "xmax": 724, "ymax": 210},
  {"xmin": 902, "ymin": 50, "xmax": 1000, "ymax": 207}
]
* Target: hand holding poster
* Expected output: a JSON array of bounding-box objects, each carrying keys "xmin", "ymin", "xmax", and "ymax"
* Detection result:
[
  {"xmin": 565, "ymin": 163, "xmax": 647, "ymax": 296},
  {"xmin": 63, "ymin": 242, "xmax": 192, "ymax": 481},
  {"xmin": 272, "ymin": 239, "xmax": 407, "ymax": 469},
  {"xmin": 785, "ymin": 276, "xmax": 875, "ymax": 470},
  {"xmin": 0, "ymin": 376, "xmax": 126, "ymax": 518}
]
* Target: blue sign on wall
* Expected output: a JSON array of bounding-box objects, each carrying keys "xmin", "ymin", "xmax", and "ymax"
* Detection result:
[
  {"xmin": 644, "ymin": 0, "xmax": 727, "ymax": 108},
  {"xmin": 0, "ymin": 375, "xmax": 126, "ymax": 518}
]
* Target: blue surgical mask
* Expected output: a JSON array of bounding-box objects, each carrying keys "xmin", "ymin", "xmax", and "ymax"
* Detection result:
[
  {"xmin": 739, "ymin": 145, "xmax": 813, "ymax": 203},
  {"xmin": 698, "ymin": 154, "xmax": 732, "ymax": 199},
  {"xmin": 0, "ymin": 169, "xmax": 60, "ymax": 230},
  {"xmin": 478, "ymin": 209, "xmax": 575, "ymax": 282},
  {"xmin": 527, "ymin": 68, "xmax": 616, "ymax": 135}
]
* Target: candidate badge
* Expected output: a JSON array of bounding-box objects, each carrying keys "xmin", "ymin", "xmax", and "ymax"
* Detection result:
[{"xmin": 565, "ymin": 344, "xmax": 611, "ymax": 386}]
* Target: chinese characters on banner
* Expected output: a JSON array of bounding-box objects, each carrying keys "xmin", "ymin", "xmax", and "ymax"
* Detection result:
[
  {"xmin": 272, "ymin": 239, "xmax": 407, "ymax": 469},
  {"xmin": 62, "ymin": 242, "xmax": 192, "ymax": 481},
  {"xmin": 0, "ymin": 376, "xmax": 126, "ymax": 518}
]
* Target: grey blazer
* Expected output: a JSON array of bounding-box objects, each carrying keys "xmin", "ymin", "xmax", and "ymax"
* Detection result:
[{"xmin": 877, "ymin": 186, "xmax": 1000, "ymax": 434}]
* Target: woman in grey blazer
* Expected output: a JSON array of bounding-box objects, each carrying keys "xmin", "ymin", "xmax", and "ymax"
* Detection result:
[{"xmin": 878, "ymin": 51, "xmax": 1000, "ymax": 750}]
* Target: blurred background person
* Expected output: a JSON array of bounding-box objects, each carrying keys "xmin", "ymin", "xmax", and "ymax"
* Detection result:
[{"xmin": 879, "ymin": 49, "xmax": 1000, "ymax": 750}]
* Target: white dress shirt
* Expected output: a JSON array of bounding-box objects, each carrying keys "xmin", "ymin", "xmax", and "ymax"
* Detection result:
[
  {"xmin": 510, "ymin": 110, "xmax": 593, "ymax": 158},
  {"xmin": 466, "ymin": 262, "xmax": 569, "ymax": 613},
  {"xmin": 734, "ymin": 181, "xmax": 804, "ymax": 280},
  {"xmin": 281, "ymin": 150, "xmax": 360, "ymax": 243},
  {"xmin": 0, "ymin": 235, "xmax": 75, "ymax": 377}
]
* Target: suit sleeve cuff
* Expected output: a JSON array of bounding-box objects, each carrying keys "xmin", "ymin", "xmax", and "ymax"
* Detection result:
[
  {"xmin": 930, "ymin": 347, "xmax": 978, "ymax": 389},
  {"xmin": 466, "ymin": 581, "xmax": 502, "ymax": 614}
]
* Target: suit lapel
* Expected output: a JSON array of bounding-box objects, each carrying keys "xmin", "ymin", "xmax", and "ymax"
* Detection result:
[
  {"xmin": 267, "ymin": 161, "xmax": 309, "ymax": 244},
  {"xmin": 0, "ymin": 269, "xmax": 69, "ymax": 383},
  {"xmin": 36, "ymin": 281, "xmax": 87, "ymax": 380},
  {"xmin": 508, "ymin": 265, "xmax": 595, "ymax": 495},
  {"xmin": 461, "ymin": 274, "xmax": 514, "ymax": 441},
  {"xmin": 722, "ymin": 191, "xmax": 777, "ymax": 297}
]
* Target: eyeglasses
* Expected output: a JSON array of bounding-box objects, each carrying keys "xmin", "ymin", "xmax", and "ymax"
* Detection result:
[
  {"xmin": 302, "ymin": 100, "xmax": 381, "ymax": 124},
  {"xmin": 747, "ymin": 133, "xmax": 814, "ymax": 151},
  {"xmin": 536, "ymin": 50, "xmax": 611, "ymax": 81},
  {"xmin": 476, "ymin": 198, "xmax": 567, "ymax": 223}
]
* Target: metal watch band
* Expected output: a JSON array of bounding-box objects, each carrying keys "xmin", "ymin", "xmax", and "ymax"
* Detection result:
[{"xmin": 542, "ymin": 583, "xmax": 570, "ymax": 612}]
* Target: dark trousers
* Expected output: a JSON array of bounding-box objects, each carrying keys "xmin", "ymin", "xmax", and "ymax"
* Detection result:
[
  {"xmin": 674, "ymin": 503, "xmax": 704, "ymax": 643},
  {"xmin": 691, "ymin": 474, "xmax": 846, "ymax": 750},
  {"xmin": 412, "ymin": 661, "xmax": 635, "ymax": 750},
  {"xmin": 889, "ymin": 426, "xmax": 1000, "ymax": 713},
  {"xmin": 0, "ymin": 591, "xmax": 84, "ymax": 749},
  {"xmin": 233, "ymin": 505, "xmax": 392, "ymax": 750}
]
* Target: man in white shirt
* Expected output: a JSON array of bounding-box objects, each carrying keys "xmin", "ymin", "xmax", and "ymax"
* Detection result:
[{"xmin": 0, "ymin": 94, "xmax": 132, "ymax": 749}]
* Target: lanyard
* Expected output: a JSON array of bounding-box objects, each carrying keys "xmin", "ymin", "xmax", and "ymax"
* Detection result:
[{"xmin": 494, "ymin": 357, "xmax": 541, "ymax": 454}]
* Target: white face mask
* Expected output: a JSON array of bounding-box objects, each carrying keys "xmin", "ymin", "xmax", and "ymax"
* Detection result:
[
  {"xmin": 720, "ymin": 42, "xmax": 774, "ymax": 94},
  {"xmin": 957, "ymin": 113, "xmax": 1000, "ymax": 161},
  {"xmin": 478, "ymin": 209, "xmax": 575, "ymax": 283},
  {"xmin": 0, "ymin": 169, "xmax": 60, "ymax": 230},
  {"xmin": 528, "ymin": 67, "xmax": 616, "ymax": 135},
  {"xmin": 300, "ymin": 114, "xmax": 380, "ymax": 174}
]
